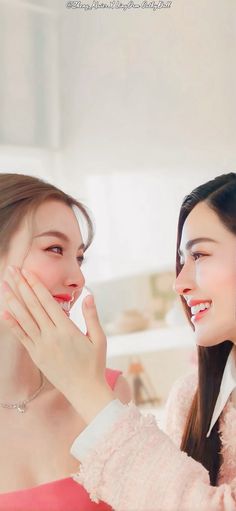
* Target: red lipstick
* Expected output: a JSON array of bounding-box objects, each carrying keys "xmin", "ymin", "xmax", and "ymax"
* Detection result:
[{"xmin": 53, "ymin": 294, "xmax": 72, "ymax": 302}]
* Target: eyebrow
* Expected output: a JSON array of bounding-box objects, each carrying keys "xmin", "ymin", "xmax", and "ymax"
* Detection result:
[
  {"xmin": 178, "ymin": 237, "xmax": 218, "ymax": 257},
  {"xmin": 33, "ymin": 230, "xmax": 85, "ymax": 250}
]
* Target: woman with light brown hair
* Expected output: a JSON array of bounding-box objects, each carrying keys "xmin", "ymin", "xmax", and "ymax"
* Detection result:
[{"xmin": 0, "ymin": 172, "xmax": 130, "ymax": 511}]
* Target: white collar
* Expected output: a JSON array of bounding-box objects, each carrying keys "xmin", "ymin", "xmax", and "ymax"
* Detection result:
[{"xmin": 206, "ymin": 345, "xmax": 236, "ymax": 438}]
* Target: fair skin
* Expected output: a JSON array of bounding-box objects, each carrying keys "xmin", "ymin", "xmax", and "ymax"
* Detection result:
[
  {"xmin": 174, "ymin": 201, "xmax": 236, "ymax": 347},
  {"xmin": 174, "ymin": 201, "xmax": 236, "ymax": 408},
  {"xmin": 0, "ymin": 199, "xmax": 131, "ymax": 492}
]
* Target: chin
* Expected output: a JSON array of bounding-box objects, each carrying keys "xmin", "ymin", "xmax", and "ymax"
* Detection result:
[
  {"xmin": 195, "ymin": 339, "xmax": 220, "ymax": 348},
  {"xmin": 195, "ymin": 329, "xmax": 233, "ymax": 348}
]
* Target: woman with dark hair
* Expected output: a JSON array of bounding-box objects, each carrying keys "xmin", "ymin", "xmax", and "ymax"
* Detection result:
[
  {"xmin": 0, "ymin": 173, "xmax": 130, "ymax": 511},
  {"xmin": 2, "ymin": 172, "xmax": 236, "ymax": 510},
  {"xmin": 171, "ymin": 172, "xmax": 236, "ymax": 486}
]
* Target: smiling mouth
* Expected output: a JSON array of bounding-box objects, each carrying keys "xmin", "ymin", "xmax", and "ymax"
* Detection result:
[{"xmin": 191, "ymin": 304, "xmax": 212, "ymax": 324}]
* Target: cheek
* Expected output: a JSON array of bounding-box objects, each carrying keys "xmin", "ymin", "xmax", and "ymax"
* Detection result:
[
  {"xmin": 195, "ymin": 264, "xmax": 216, "ymax": 289},
  {"xmin": 32, "ymin": 267, "xmax": 58, "ymax": 291},
  {"xmin": 197, "ymin": 262, "xmax": 235, "ymax": 290},
  {"xmin": 23, "ymin": 253, "xmax": 61, "ymax": 291},
  {"xmin": 199, "ymin": 265, "xmax": 236, "ymax": 318},
  {"xmin": 213, "ymin": 267, "xmax": 236, "ymax": 298}
]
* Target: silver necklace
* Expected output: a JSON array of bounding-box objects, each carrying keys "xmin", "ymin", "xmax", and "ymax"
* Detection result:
[{"xmin": 0, "ymin": 372, "xmax": 46, "ymax": 413}]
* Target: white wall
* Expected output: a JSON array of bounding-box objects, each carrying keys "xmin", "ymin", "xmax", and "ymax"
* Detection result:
[
  {"xmin": 57, "ymin": 0, "xmax": 236, "ymax": 280},
  {"xmin": 83, "ymin": 169, "xmax": 221, "ymax": 281},
  {"xmin": 0, "ymin": 0, "xmax": 235, "ymax": 281},
  {"xmin": 60, "ymin": 0, "xmax": 236, "ymax": 182},
  {"xmin": 0, "ymin": 0, "xmax": 60, "ymax": 148}
]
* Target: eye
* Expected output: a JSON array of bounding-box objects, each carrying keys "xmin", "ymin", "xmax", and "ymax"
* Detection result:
[
  {"xmin": 77, "ymin": 255, "xmax": 85, "ymax": 267},
  {"xmin": 46, "ymin": 246, "xmax": 85, "ymax": 266},
  {"xmin": 191, "ymin": 252, "xmax": 205, "ymax": 261},
  {"xmin": 46, "ymin": 245, "xmax": 63, "ymax": 255}
]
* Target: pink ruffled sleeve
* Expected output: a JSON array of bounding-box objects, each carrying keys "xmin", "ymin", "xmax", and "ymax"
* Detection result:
[
  {"xmin": 163, "ymin": 371, "xmax": 198, "ymax": 445},
  {"xmin": 73, "ymin": 401, "xmax": 236, "ymax": 511}
]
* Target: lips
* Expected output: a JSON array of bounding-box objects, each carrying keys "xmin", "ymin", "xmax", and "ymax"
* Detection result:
[
  {"xmin": 53, "ymin": 294, "xmax": 72, "ymax": 302},
  {"xmin": 191, "ymin": 305, "xmax": 211, "ymax": 325}
]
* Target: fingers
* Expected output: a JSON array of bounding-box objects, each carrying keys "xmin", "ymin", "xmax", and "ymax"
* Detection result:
[
  {"xmin": 1, "ymin": 280, "xmax": 40, "ymax": 341},
  {"xmin": 1, "ymin": 266, "xmax": 68, "ymax": 346},
  {"xmin": 82, "ymin": 295, "xmax": 106, "ymax": 349},
  {"xmin": 0, "ymin": 267, "xmax": 23, "ymax": 319},
  {"xmin": 9, "ymin": 267, "xmax": 54, "ymax": 330},
  {"xmin": 8, "ymin": 267, "xmax": 68, "ymax": 330},
  {"xmin": 21, "ymin": 268, "xmax": 69, "ymax": 327},
  {"xmin": 2, "ymin": 310, "xmax": 32, "ymax": 349}
]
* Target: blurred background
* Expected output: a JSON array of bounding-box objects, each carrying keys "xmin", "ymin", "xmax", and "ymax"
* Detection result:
[{"xmin": 0, "ymin": 0, "xmax": 235, "ymax": 421}]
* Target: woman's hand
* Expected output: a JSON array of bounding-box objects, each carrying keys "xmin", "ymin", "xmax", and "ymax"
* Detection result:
[{"xmin": 0, "ymin": 266, "xmax": 114, "ymax": 422}]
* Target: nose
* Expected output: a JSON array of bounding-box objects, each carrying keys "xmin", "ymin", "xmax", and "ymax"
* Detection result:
[
  {"xmin": 173, "ymin": 262, "xmax": 195, "ymax": 296},
  {"xmin": 64, "ymin": 263, "xmax": 85, "ymax": 292}
]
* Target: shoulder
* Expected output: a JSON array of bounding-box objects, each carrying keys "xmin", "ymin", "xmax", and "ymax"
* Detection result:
[
  {"xmin": 105, "ymin": 368, "xmax": 132, "ymax": 404},
  {"xmin": 163, "ymin": 370, "xmax": 198, "ymax": 447}
]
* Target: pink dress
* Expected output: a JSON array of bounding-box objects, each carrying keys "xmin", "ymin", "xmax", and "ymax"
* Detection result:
[{"xmin": 0, "ymin": 368, "xmax": 121, "ymax": 511}]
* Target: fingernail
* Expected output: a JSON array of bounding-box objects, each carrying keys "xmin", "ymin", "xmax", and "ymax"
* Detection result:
[{"xmin": 85, "ymin": 295, "xmax": 95, "ymax": 308}]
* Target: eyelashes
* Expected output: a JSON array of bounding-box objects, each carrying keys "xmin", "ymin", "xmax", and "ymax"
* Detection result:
[
  {"xmin": 77, "ymin": 255, "xmax": 85, "ymax": 266},
  {"xmin": 191, "ymin": 252, "xmax": 205, "ymax": 261},
  {"xmin": 179, "ymin": 252, "xmax": 207, "ymax": 266},
  {"xmin": 46, "ymin": 245, "xmax": 85, "ymax": 266},
  {"xmin": 47, "ymin": 245, "xmax": 63, "ymax": 255}
]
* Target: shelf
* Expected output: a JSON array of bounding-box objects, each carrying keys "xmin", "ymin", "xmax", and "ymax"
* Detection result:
[{"xmin": 107, "ymin": 325, "xmax": 194, "ymax": 357}]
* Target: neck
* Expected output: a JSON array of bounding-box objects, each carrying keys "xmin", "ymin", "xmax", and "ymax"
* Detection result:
[{"xmin": 0, "ymin": 324, "xmax": 48, "ymax": 402}]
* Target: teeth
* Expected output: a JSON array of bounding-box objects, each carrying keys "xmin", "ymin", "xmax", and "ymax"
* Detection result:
[
  {"xmin": 58, "ymin": 301, "xmax": 70, "ymax": 312},
  {"xmin": 191, "ymin": 302, "xmax": 211, "ymax": 315}
]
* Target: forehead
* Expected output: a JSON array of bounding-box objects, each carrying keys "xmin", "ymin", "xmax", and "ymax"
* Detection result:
[
  {"xmin": 2, "ymin": 200, "xmax": 83, "ymax": 269},
  {"xmin": 33, "ymin": 200, "xmax": 82, "ymax": 238},
  {"xmin": 8, "ymin": 200, "xmax": 83, "ymax": 254},
  {"xmin": 180, "ymin": 202, "xmax": 232, "ymax": 246}
]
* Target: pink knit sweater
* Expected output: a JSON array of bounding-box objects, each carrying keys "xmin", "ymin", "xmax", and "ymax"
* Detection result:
[{"xmin": 76, "ymin": 371, "xmax": 236, "ymax": 511}]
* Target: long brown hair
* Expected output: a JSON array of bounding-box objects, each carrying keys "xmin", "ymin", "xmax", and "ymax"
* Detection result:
[
  {"xmin": 0, "ymin": 173, "xmax": 94, "ymax": 259},
  {"xmin": 176, "ymin": 172, "xmax": 236, "ymax": 485}
]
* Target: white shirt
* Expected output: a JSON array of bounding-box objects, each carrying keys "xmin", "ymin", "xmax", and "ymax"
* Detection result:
[
  {"xmin": 70, "ymin": 399, "xmax": 128, "ymax": 462},
  {"xmin": 206, "ymin": 344, "xmax": 236, "ymax": 437}
]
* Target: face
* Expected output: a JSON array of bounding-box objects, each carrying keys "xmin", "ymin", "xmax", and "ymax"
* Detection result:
[
  {"xmin": 174, "ymin": 201, "xmax": 236, "ymax": 346},
  {"xmin": 0, "ymin": 200, "xmax": 85, "ymax": 322}
]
